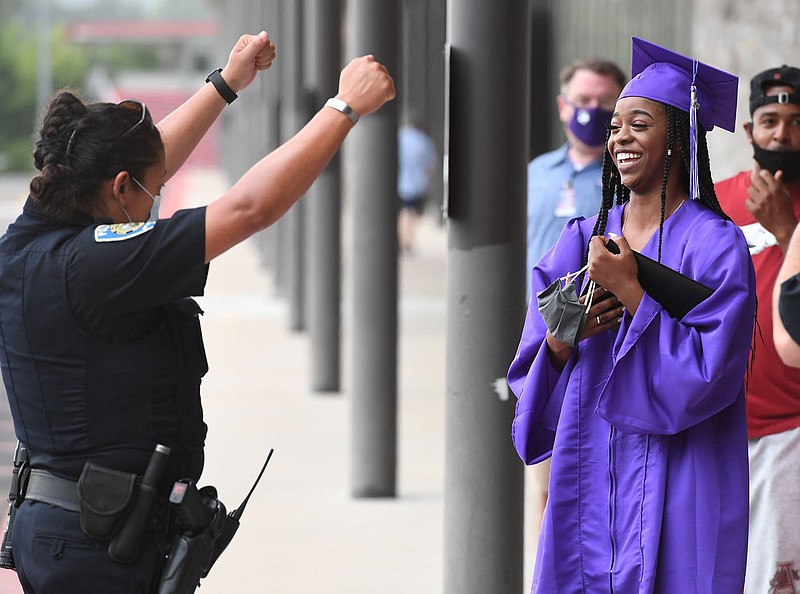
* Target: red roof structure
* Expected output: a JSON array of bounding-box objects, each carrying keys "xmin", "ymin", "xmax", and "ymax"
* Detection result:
[
  {"xmin": 64, "ymin": 18, "xmax": 223, "ymax": 215},
  {"xmin": 65, "ymin": 20, "xmax": 218, "ymax": 42}
]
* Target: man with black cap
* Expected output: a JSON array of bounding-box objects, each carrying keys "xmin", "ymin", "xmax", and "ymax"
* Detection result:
[{"xmin": 715, "ymin": 64, "xmax": 800, "ymax": 593}]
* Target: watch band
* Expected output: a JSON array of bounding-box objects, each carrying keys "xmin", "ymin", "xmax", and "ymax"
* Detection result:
[
  {"xmin": 324, "ymin": 97, "xmax": 359, "ymax": 125},
  {"xmin": 205, "ymin": 68, "xmax": 238, "ymax": 104}
]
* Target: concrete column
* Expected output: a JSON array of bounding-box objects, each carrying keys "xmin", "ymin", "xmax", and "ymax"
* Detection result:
[
  {"xmin": 304, "ymin": 0, "xmax": 343, "ymax": 392},
  {"xmin": 227, "ymin": 1, "xmax": 283, "ymax": 282},
  {"xmin": 280, "ymin": 1, "xmax": 308, "ymax": 331},
  {"xmin": 346, "ymin": 0, "xmax": 400, "ymax": 498},
  {"xmin": 217, "ymin": 0, "xmax": 244, "ymax": 183},
  {"xmin": 444, "ymin": 0, "xmax": 529, "ymax": 592}
]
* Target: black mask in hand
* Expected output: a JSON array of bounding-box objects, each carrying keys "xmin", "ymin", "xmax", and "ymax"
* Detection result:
[{"xmin": 537, "ymin": 278, "xmax": 588, "ymax": 348}]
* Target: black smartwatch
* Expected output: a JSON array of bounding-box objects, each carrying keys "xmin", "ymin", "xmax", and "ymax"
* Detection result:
[{"xmin": 205, "ymin": 68, "xmax": 238, "ymax": 104}]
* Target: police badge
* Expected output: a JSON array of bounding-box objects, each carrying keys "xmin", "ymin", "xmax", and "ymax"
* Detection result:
[{"xmin": 94, "ymin": 221, "xmax": 156, "ymax": 243}]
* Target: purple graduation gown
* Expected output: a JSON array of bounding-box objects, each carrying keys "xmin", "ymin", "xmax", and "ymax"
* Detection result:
[{"xmin": 508, "ymin": 200, "xmax": 755, "ymax": 593}]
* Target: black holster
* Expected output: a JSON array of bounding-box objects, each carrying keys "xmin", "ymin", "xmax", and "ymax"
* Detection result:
[
  {"xmin": 157, "ymin": 481, "xmax": 230, "ymax": 594},
  {"xmin": 157, "ymin": 530, "xmax": 218, "ymax": 594}
]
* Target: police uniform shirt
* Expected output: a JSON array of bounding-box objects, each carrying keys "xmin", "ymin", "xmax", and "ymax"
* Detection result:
[{"xmin": 0, "ymin": 198, "xmax": 210, "ymax": 482}]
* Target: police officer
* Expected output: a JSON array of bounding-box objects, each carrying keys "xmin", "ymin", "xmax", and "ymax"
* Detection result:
[{"xmin": 0, "ymin": 30, "xmax": 395, "ymax": 594}]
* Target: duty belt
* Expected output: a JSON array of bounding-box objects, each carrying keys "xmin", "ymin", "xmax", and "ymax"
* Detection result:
[{"xmin": 24, "ymin": 468, "xmax": 81, "ymax": 512}]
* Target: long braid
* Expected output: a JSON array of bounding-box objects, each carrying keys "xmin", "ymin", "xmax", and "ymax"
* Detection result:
[
  {"xmin": 616, "ymin": 176, "xmax": 630, "ymax": 206},
  {"xmin": 592, "ymin": 131, "xmax": 617, "ymax": 239},
  {"xmin": 585, "ymin": 130, "xmax": 619, "ymax": 268},
  {"xmin": 696, "ymin": 131, "xmax": 731, "ymax": 221},
  {"xmin": 656, "ymin": 108, "xmax": 678, "ymax": 262},
  {"xmin": 672, "ymin": 106, "xmax": 732, "ymax": 221},
  {"xmin": 675, "ymin": 103, "xmax": 751, "ymax": 381}
]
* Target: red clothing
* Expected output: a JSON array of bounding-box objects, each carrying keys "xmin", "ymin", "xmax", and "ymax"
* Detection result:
[{"xmin": 716, "ymin": 170, "xmax": 800, "ymax": 438}]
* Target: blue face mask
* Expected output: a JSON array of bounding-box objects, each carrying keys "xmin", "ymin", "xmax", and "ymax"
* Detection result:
[
  {"xmin": 131, "ymin": 176, "xmax": 161, "ymax": 221},
  {"xmin": 567, "ymin": 105, "xmax": 614, "ymax": 147}
]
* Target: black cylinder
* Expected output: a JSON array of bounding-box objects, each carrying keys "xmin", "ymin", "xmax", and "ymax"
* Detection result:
[{"xmin": 108, "ymin": 444, "xmax": 170, "ymax": 563}]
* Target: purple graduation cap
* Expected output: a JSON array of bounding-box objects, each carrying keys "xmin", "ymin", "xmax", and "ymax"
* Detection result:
[{"xmin": 618, "ymin": 37, "xmax": 738, "ymax": 200}]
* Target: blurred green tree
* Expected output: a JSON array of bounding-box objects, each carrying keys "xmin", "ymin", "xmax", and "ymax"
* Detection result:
[
  {"xmin": 0, "ymin": 23, "xmax": 89, "ymax": 172},
  {"xmin": 0, "ymin": 0, "xmax": 166, "ymax": 173}
]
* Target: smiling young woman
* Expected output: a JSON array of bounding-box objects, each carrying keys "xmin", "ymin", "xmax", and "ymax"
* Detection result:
[{"xmin": 508, "ymin": 37, "xmax": 756, "ymax": 593}]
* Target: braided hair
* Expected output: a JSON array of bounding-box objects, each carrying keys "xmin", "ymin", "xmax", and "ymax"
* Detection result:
[
  {"xmin": 589, "ymin": 103, "xmax": 731, "ymax": 264},
  {"xmin": 29, "ymin": 90, "xmax": 163, "ymax": 223}
]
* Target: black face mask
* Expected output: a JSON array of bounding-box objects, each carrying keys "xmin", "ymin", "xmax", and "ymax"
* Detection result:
[{"xmin": 751, "ymin": 134, "xmax": 800, "ymax": 183}]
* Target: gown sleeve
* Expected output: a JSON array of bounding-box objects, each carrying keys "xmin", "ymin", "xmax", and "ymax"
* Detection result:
[
  {"xmin": 595, "ymin": 218, "xmax": 756, "ymax": 435},
  {"xmin": 508, "ymin": 218, "xmax": 591, "ymax": 464}
]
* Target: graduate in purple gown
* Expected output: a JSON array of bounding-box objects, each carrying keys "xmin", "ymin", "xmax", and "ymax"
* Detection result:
[{"xmin": 508, "ymin": 38, "xmax": 756, "ymax": 593}]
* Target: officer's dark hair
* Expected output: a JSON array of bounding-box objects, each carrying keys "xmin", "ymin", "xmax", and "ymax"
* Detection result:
[
  {"xmin": 30, "ymin": 89, "xmax": 163, "ymax": 222},
  {"xmin": 590, "ymin": 103, "xmax": 730, "ymax": 263}
]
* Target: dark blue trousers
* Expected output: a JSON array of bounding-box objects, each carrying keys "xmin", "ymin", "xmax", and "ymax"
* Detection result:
[{"xmin": 12, "ymin": 500, "xmax": 163, "ymax": 594}]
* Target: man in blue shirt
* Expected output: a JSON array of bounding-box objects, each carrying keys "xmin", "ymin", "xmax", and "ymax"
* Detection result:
[{"xmin": 527, "ymin": 58, "xmax": 626, "ymax": 294}]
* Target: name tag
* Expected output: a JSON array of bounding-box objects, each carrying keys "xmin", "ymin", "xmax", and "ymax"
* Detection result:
[{"xmin": 553, "ymin": 183, "xmax": 577, "ymax": 218}]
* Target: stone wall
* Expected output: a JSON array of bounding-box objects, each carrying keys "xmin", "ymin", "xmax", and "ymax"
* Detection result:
[{"xmin": 694, "ymin": 0, "xmax": 800, "ymax": 180}]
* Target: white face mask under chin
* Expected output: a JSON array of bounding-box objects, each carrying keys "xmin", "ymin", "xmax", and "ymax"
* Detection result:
[{"xmin": 148, "ymin": 197, "xmax": 160, "ymax": 221}]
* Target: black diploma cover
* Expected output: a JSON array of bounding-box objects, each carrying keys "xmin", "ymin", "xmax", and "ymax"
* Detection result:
[{"xmin": 605, "ymin": 238, "xmax": 713, "ymax": 320}]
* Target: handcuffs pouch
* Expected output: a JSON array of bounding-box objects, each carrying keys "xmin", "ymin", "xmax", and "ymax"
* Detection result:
[{"xmin": 77, "ymin": 463, "xmax": 137, "ymax": 541}]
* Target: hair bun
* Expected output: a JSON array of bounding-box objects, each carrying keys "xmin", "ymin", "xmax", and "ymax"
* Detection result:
[{"xmin": 34, "ymin": 91, "xmax": 87, "ymax": 170}]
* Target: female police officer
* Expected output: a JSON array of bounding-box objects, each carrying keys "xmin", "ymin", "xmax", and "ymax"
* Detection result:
[{"xmin": 0, "ymin": 30, "xmax": 395, "ymax": 594}]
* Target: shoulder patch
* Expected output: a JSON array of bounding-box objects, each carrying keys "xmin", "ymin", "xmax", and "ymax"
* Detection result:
[{"xmin": 94, "ymin": 221, "xmax": 156, "ymax": 243}]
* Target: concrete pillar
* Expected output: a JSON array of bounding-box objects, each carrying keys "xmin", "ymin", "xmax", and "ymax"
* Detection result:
[
  {"xmin": 304, "ymin": 0, "xmax": 343, "ymax": 392},
  {"xmin": 346, "ymin": 0, "xmax": 400, "ymax": 498},
  {"xmin": 280, "ymin": 1, "xmax": 308, "ymax": 331},
  {"xmin": 444, "ymin": 0, "xmax": 529, "ymax": 591}
]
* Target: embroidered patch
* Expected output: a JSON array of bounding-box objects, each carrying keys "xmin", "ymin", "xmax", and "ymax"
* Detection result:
[{"xmin": 94, "ymin": 221, "xmax": 156, "ymax": 243}]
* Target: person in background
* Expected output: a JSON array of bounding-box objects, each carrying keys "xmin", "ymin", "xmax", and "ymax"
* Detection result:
[
  {"xmin": 0, "ymin": 29, "xmax": 395, "ymax": 594},
  {"xmin": 527, "ymin": 57, "xmax": 627, "ymax": 287},
  {"xmin": 523, "ymin": 56, "xmax": 626, "ymax": 556},
  {"xmin": 509, "ymin": 37, "xmax": 755, "ymax": 592},
  {"xmin": 715, "ymin": 64, "xmax": 800, "ymax": 593},
  {"xmin": 397, "ymin": 116, "xmax": 437, "ymax": 254}
]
